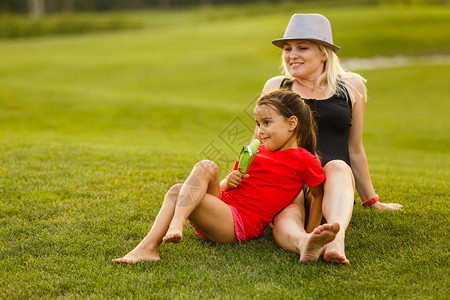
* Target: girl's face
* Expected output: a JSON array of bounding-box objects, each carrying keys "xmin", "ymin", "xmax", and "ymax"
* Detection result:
[
  {"xmin": 254, "ymin": 104, "xmax": 298, "ymax": 151},
  {"xmin": 282, "ymin": 40, "xmax": 326, "ymax": 80}
]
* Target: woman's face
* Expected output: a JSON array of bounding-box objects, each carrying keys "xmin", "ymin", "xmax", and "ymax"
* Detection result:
[{"xmin": 282, "ymin": 40, "xmax": 326, "ymax": 80}]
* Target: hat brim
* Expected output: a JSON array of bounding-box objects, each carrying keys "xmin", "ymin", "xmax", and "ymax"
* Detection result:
[{"xmin": 272, "ymin": 38, "xmax": 340, "ymax": 52}]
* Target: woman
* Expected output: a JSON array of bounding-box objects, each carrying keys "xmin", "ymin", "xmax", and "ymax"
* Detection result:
[{"xmin": 259, "ymin": 14, "xmax": 403, "ymax": 264}]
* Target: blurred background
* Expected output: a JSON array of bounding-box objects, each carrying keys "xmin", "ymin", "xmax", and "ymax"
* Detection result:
[
  {"xmin": 5, "ymin": 0, "xmax": 446, "ymax": 16},
  {"xmin": 1, "ymin": 0, "xmax": 448, "ymax": 154},
  {"xmin": 1, "ymin": 1, "xmax": 449, "ymax": 298},
  {"xmin": 1, "ymin": 0, "xmax": 449, "ymax": 171}
]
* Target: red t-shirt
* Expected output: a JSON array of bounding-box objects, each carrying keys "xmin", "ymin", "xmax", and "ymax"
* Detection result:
[{"xmin": 221, "ymin": 144, "xmax": 325, "ymax": 241}]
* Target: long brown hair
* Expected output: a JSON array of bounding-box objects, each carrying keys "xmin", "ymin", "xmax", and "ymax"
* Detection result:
[{"xmin": 256, "ymin": 89, "xmax": 318, "ymax": 156}]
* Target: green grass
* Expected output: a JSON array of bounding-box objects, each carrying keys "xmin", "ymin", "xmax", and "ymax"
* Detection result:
[{"xmin": 0, "ymin": 4, "xmax": 449, "ymax": 299}]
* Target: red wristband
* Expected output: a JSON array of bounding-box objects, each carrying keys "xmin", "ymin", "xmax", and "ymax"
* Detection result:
[{"xmin": 362, "ymin": 195, "xmax": 379, "ymax": 206}]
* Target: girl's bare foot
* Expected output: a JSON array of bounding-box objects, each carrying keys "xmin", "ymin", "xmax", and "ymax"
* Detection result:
[
  {"xmin": 298, "ymin": 222, "xmax": 340, "ymax": 263},
  {"xmin": 323, "ymin": 234, "xmax": 350, "ymax": 264},
  {"xmin": 163, "ymin": 225, "xmax": 183, "ymax": 243},
  {"xmin": 112, "ymin": 246, "xmax": 160, "ymax": 264},
  {"xmin": 162, "ymin": 232, "xmax": 183, "ymax": 243}
]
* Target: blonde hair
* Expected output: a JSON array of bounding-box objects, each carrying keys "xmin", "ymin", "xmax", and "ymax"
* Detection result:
[{"xmin": 281, "ymin": 43, "xmax": 367, "ymax": 102}]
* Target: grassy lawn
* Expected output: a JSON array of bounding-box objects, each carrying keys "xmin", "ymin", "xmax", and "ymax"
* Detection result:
[{"xmin": 0, "ymin": 4, "xmax": 449, "ymax": 299}]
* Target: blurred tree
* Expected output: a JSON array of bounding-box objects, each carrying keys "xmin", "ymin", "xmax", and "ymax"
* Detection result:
[
  {"xmin": 159, "ymin": 0, "xmax": 171, "ymax": 9},
  {"xmin": 0, "ymin": 0, "xmax": 27, "ymax": 13},
  {"xmin": 0, "ymin": 0, "xmax": 447, "ymax": 14},
  {"xmin": 64, "ymin": 0, "xmax": 74, "ymax": 12},
  {"xmin": 28, "ymin": 0, "xmax": 45, "ymax": 17}
]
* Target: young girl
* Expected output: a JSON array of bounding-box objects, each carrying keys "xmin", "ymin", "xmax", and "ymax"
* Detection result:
[{"xmin": 113, "ymin": 89, "xmax": 340, "ymax": 264}]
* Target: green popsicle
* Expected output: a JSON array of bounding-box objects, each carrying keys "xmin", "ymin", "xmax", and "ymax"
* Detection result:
[{"xmin": 237, "ymin": 139, "xmax": 260, "ymax": 174}]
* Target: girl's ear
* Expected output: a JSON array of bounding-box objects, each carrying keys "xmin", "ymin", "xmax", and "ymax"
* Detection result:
[{"xmin": 288, "ymin": 116, "xmax": 298, "ymax": 131}]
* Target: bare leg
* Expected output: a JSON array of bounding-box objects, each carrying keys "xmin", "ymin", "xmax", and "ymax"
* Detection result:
[
  {"xmin": 163, "ymin": 160, "xmax": 236, "ymax": 244},
  {"xmin": 112, "ymin": 184, "xmax": 182, "ymax": 263},
  {"xmin": 273, "ymin": 193, "xmax": 307, "ymax": 254},
  {"xmin": 321, "ymin": 160, "xmax": 354, "ymax": 264},
  {"xmin": 272, "ymin": 194, "xmax": 339, "ymax": 262},
  {"xmin": 113, "ymin": 160, "xmax": 236, "ymax": 264}
]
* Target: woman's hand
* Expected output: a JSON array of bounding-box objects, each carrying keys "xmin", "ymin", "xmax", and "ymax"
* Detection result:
[
  {"xmin": 227, "ymin": 170, "xmax": 249, "ymax": 189},
  {"xmin": 369, "ymin": 200, "xmax": 404, "ymax": 210}
]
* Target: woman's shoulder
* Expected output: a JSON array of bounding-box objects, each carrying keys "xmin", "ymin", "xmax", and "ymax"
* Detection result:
[
  {"xmin": 262, "ymin": 76, "xmax": 286, "ymax": 93},
  {"xmin": 341, "ymin": 73, "xmax": 366, "ymax": 91},
  {"xmin": 340, "ymin": 73, "xmax": 367, "ymax": 105}
]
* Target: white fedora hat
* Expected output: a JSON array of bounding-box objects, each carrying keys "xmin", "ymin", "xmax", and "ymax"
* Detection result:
[{"xmin": 272, "ymin": 13, "xmax": 340, "ymax": 52}]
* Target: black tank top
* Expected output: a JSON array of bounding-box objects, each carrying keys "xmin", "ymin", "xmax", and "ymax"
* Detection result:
[{"xmin": 280, "ymin": 78, "xmax": 352, "ymax": 167}]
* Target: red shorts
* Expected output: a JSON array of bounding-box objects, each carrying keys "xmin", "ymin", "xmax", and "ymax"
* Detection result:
[{"xmin": 189, "ymin": 193, "xmax": 246, "ymax": 242}]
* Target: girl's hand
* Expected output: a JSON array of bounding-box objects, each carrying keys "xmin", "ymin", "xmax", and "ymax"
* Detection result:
[
  {"xmin": 227, "ymin": 170, "xmax": 249, "ymax": 189},
  {"xmin": 369, "ymin": 200, "xmax": 404, "ymax": 210}
]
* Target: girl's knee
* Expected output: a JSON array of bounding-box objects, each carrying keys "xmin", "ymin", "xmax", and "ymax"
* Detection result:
[
  {"xmin": 164, "ymin": 184, "xmax": 183, "ymax": 205},
  {"xmin": 167, "ymin": 184, "xmax": 183, "ymax": 195},
  {"xmin": 194, "ymin": 160, "xmax": 219, "ymax": 178},
  {"xmin": 165, "ymin": 184, "xmax": 183, "ymax": 199}
]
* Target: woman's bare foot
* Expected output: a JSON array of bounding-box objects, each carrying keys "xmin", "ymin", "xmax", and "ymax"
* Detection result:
[
  {"xmin": 112, "ymin": 246, "xmax": 160, "ymax": 264},
  {"xmin": 298, "ymin": 222, "xmax": 340, "ymax": 263},
  {"xmin": 163, "ymin": 225, "xmax": 183, "ymax": 243},
  {"xmin": 323, "ymin": 234, "xmax": 350, "ymax": 264}
]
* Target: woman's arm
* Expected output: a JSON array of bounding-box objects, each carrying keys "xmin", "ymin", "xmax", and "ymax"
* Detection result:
[
  {"xmin": 305, "ymin": 183, "xmax": 324, "ymax": 233},
  {"xmin": 345, "ymin": 76, "xmax": 403, "ymax": 210}
]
